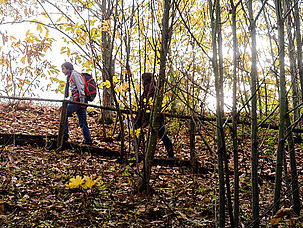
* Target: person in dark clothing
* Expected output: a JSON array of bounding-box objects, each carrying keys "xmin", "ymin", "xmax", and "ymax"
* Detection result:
[
  {"xmin": 62, "ymin": 62, "xmax": 92, "ymax": 145},
  {"xmin": 134, "ymin": 72, "xmax": 175, "ymax": 158}
]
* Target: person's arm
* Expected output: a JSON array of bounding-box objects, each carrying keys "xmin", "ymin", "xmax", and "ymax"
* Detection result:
[
  {"xmin": 64, "ymin": 76, "xmax": 70, "ymax": 98},
  {"xmin": 71, "ymin": 71, "xmax": 86, "ymax": 103}
]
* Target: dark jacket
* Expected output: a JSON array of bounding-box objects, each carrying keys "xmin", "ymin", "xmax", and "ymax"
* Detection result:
[{"xmin": 135, "ymin": 82, "xmax": 155, "ymax": 128}]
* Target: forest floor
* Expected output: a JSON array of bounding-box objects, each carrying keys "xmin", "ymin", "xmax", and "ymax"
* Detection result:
[{"xmin": 0, "ymin": 102, "xmax": 303, "ymax": 227}]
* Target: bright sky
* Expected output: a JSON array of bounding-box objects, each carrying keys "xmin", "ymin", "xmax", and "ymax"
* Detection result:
[{"xmin": 0, "ymin": 19, "xmax": 77, "ymax": 101}]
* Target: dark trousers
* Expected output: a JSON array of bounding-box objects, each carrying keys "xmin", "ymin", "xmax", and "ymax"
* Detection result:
[
  {"xmin": 64, "ymin": 103, "xmax": 92, "ymax": 144},
  {"xmin": 134, "ymin": 114, "xmax": 173, "ymax": 156},
  {"xmin": 158, "ymin": 114, "xmax": 174, "ymax": 157}
]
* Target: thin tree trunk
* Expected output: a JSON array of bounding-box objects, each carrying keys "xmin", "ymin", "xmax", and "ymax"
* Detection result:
[
  {"xmin": 217, "ymin": 1, "xmax": 234, "ymax": 225},
  {"xmin": 285, "ymin": 0, "xmax": 301, "ymax": 215},
  {"xmin": 286, "ymin": 105, "xmax": 301, "ymax": 215},
  {"xmin": 285, "ymin": 0, "xmax": 299, "ymax": 121},
  {"xmin": 294, "ymin": 0, "xmax": 303, "ymax": 101},
  {"xmin": 273, "ymin": 0, "xmax": 286, "ymax": 217},
  {"xmin": 139, "ymin": 0, "xmax": 172, "ymax": 194},
  {"xmin": 248, "ymin": 1, "xmax": 259, "ymax": 227},
  {"xmin": 230, "ymin": 0, "xmax": 240, "ymax": 226},
  {"xmin": 209, "ymin": 0, "xmax": 226, "ymax": 226},
  {"xmin": 101, "ymin": 0, "xmax": 114, "ymax": 123}
]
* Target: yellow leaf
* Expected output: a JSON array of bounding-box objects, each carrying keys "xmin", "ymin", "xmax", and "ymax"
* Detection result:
[
  {"xmin": 102, "ymin": 80, "xmax": 111, "ymax": 88},
  {"xmin": 66, "ymin": 175, "xmax": 84, "ymax": 188},
  {"xmin": 135, "ymin": 84, "xmax": 141, "ymax": 92},
  {"xmin": 202, "ymin": 197, "xmax": 211, "ymax": 203},
  {"xmin": 45, "ymin": 27, "xmax": 49, "ymax": 37},
  {"xmin": 122, "ymin": 82, "xmax": 129, "ymax": 91},
  {"xmin": 37, "ymin": 24, "xmax": 42, "ymax": 33},
  {"xmin": 275, "ymin": 208, "xmax": 294, "ymax": 217},
  {"xmin": 289, "ymin": 217, "xmax": 299, "ymax": 226},
  {"xmin": 115, "ymin": 85, "xmax": 123, "ymax": 94},
  {"xmin": 270, "ymin": 217, "xmax": 281, "ymax": 226},
  {"xmin": 135, "ymin": 128, "xmax": 141, "ymax": 138},
  {"xmin": 102, "ymin": 20, "xmax": 111, "ymax": 32},
  {"xmin": 113, "ymin": 75, "xmax": 119, "ymax": 84},
  {"xmin": 81, "ymin": 176, "xmax": 95, "ymax": 189},
  {"xmin": 21, "ymin": 56, "xmax": 25, "ymax": 64},
  {"xmin": 81, "ymin": 176, "xmax": 101, "ymax": 189}
]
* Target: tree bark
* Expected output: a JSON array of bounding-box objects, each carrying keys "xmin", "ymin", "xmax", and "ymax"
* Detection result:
[
  {"xmin": 285, "ymin": 0, "xmax": 301, "ymax": 215},
  {"xmin": 209, "ymin": 0, "xmax": 228, "ymax": 226},
  {"xmin": 101, "ymin": 0, "xmax": 114, "ymax": 123},
  {"xmin": 285, "ymin": 0, "xmax": 299, "ymax": 121},
  {"xmin": 230, "ymin": 0, "xmax": 240, "ymax": 226},
  {"xmin": 139, "ymin": 0, "xmax": 172, "ymax": 194},
  {"xmin": 294, "ymin": 0, "xmax": 303, "ymax": 101},
  {"xmin": 248, "ymin": 1, "xmax": 259, "ymax": 227},
  {"xmin": 285, "ymin": 105, "xmax": 301, "ymax": 215},
  {"xmin": 273, "ymin": 0, "xmax": 286, "ymax": 217}
]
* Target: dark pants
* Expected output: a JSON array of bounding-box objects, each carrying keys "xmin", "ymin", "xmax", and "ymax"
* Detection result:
[
  {"xmin": 64, "ymin": 103, "xmax": 92, "ymax": 144},
  {"xmin": 134, "ymin": 114, "xmax": 174, "ymax": 157},
  {"xmin": 158, "ymin": 114, "xmax": 174, "ymax": 157}
]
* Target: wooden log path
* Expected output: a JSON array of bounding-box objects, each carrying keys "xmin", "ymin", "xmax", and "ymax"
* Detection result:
[
  {"xmin": 1, "ymin": 95, "xmax": 303, "ymax": 176},
  {"xmin": 0, "ymin": 133, "xmax": 283, "ymax": 182},
  {"xmin": 0, "ymin": 133, "xmax": 210, "ymax": 174}
]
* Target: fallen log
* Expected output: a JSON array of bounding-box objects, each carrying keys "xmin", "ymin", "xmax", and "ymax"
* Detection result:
[
  {"xmin": 0, "ymin": 133, "xmax": 57, "ymax": 147},
  {"xmin": 0, "ymin": 133, "xmax": 210, "ymax": 173},
  {"xmin": 0, "ymin": 134, "xmax": 283, "ymax": 180}
]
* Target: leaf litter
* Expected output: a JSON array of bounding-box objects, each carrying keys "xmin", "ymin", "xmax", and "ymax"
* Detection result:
[{"xmin": 0, "ymin": 104, "xmax": 303, "ymax": 226}]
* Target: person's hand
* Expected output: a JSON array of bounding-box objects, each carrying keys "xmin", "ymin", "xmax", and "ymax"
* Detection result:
[{"xmin": 80, "ymin": 98, "xmax": 87, "ymax": 109}]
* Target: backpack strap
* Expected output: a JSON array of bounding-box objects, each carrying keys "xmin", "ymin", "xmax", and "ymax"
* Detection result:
[{"xmin": 68, "ymin": 74, "xmax": 80, "ymax": 102}]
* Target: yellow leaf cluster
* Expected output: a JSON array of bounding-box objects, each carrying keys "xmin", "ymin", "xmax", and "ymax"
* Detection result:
[
  {"xmin": 102, "ymin": 80, "xmax": 111, "ymax": 88},
  {"xmin": 115, "ymin": 82, "xmax": 129, "ymax": 94},
  {"xmin": 113, "ymin": 75, "xmax": 119, "ymax": 84},
  {"xmin": 134, "ymin": 128, "xmax": 141, "ymax": 138},
  {"xmin": 102, "ymin": 20, "xmax": 111, "ymax": 32},
  {"xmin": 65, "ymin": 175, "xmax": 84, "ymax": 188},
  {"xmin": 66, "ymin": 175, "xmax": 100, "ymax": 189},
  {"xmin": 270, "ymin": 208, "xmax": 298, "ymax": 226}
]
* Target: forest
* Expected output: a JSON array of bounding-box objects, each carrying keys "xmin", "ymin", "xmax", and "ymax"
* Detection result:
[{"xmin": 1, "ymin": 0, "xmax": 303, "ymax": 227}]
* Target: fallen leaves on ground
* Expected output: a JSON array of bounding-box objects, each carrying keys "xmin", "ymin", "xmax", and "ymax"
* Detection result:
[{"xmin": 0, "ymin": 104, "xmax": 303, "ymax": 226}]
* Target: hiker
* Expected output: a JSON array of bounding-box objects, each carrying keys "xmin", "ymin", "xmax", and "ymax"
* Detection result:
[
  {"xmin": 134, "ymin": 72, "xmax": 175, "ymax": 158},
  {"xmin": 62, "ymin": 62, "xmax": 92, "ymax": 145}
]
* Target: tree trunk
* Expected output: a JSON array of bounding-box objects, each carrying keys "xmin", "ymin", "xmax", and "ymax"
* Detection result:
[
  {"xmin": 139, "ymin": 0, "xmax": 172, "ymax": 194},
  {"xmin": 273, "ymin": 0, "xmax": 286, "ymax": 216},
  {"xmin": 101, "ymin": 0, "xmax": 114, "ymax": 123},
  {"xmin": 248, "ymin": 1, "xmax": 259, "ymax": 227},
  {"xmin": 285, "ymin": 0, "xmax": 299, "ymax": 121},
  {"xmin": 217, "ymin": 1, "xmax": 234, "ymax": 225},
  {"xmin": 294, "ymin": 0, "xmax": 303, "ymax": 101},
  {"xmin": 230, "ymin": 0, "xmax": 240, "ymax": 226},
  {"xmin": 209, "ymin": 0, "xmax": 227, "ymax": 226},
  {"xmin": 285, "ymin": 0, "xmax": 301, "ymax": 215},
  {"xmin": 285, "ymin": 105, "xmax": 301, "ymax": 215}
]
